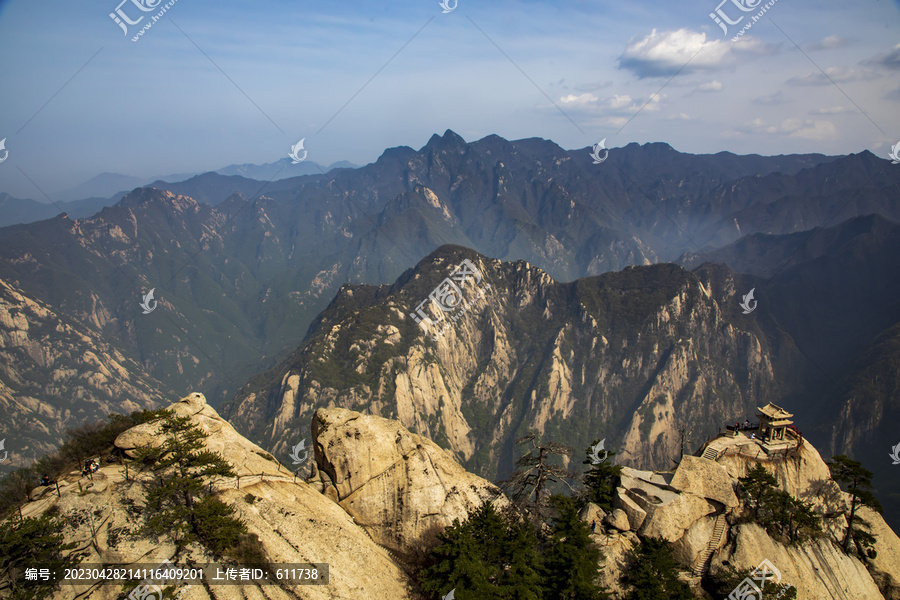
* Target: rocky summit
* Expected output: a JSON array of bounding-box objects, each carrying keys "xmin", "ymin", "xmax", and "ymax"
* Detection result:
[
  {"xmin": 23, "ymin": 393, "xmax": 414, "ymax": 600},
  {"xmin": 10, "ymin": 390, "xmax": 900, "ymax": 599},
  {"xmin": 223, "ymin": 219, "xmax": 900, "ymax": 528}
]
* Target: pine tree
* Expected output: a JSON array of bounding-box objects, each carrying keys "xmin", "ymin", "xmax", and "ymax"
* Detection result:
[
  {"xmin": 418, "ymin": 502, "xmax": 543, "ymax": 599},
  {"xmin": 501, "ymin": 431, "xmax": 574, "ymax": 523},
  {"xmin": 827, "ymin": 455, "xmax": 882, "ymax": 556},
  {"xmin": 709, "ymin": 565, "xmax": 797, "ymax": 600},
  {"xmin": 768, "ymin": 490, "xmax": 820, "ymax": 543},
  {"xmin": 138, "ymin": 411, "xmax": 236, "ymax": 547},
  {"xmin": 581, "ymin": 440, "xmax": 622, "ymax": 513},
  {"xmin": 134, "ymin": 410, "xmax": 267, "ymax": 566},
  {"xmin": 0, "ymin": 514, "xmax": 79, "ymax": 600},
  {"xmin": 541, "ymin": 495, "xmax": 608, "ymax": 600},
  {"xmin": 737, "ymin": 463, "xmax": 778, "ymax": 519},
  {"xmin": 619, "ymin": 537, "xmax": 692, "ymax": 600},
  {"xmin": 738, "ymin": 464, "xmax": 820, "ymax": 544}
]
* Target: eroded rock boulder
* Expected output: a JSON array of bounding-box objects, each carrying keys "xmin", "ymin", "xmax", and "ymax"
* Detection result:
[
  {"xmin": 638, "ymin": 492, "xmax": 715, "ymax": 542},
  {"xmin": 115, "ymin": 393, "xmax": 284, "ymax": 479},
  {"xmin": 310, "ymin": 407, "xmax": 507, "ymax": 556},
  {"xmin": 669, "ymin": 455, "xmax": 739, "ymax": 508},
  {"xmin": 579, "ymin": 502, "xmax": 607, "ymax": 527},
  {"xmin": 672, "ymin": 512, "xmax": 719, "ymax": 567},
  {"xmin": 605, "ymin": 508, "xmax": 631, "ymax": 531},
  {"xmin": 33, "ymin": 393, "xmax": 415, "ymax": 600},
  {"xmin": 614, "ymin": 487, "xmax": 647, "ymax": 531},
  {"xmin": 592, "ymin": 530, "xmax": 638, "ymax": 596}
]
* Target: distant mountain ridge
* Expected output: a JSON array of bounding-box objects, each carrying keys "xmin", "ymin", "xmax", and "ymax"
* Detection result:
[
  {"xmin": 0, "ymin": 160, "xmax": 359, "ymax": 227},
  {"xmin": 223, "ymin": 214, "xmax": 900, "ymax": 526},
  {"xmin": 0, "ymin": 192, "xmax": 113, "ymax": 228},
  {"xmin": 0, "ymin": 132, "xmax": 895, "ymax": 403},
  {"xmin": 0, "ymin": 131, "xmax": 898, "ymax": 494}
]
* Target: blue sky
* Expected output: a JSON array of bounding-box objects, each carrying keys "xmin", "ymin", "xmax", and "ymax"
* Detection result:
[{"xmin": 0, "ymin": 0, "xmax": 898, "ymax": 200}]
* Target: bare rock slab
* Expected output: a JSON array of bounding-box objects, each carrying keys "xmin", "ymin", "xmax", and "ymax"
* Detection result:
[
  {"xmin": 312, "ymin": 407, "xmax": 507, "ymax": 556},
  {"xmin": 669, "ymin": 455, "xmax": 739, "ymax": 508}
]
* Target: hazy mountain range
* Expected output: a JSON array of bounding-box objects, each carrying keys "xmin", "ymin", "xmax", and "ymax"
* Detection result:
[
  {"xmin": 0, "ymin": 159, "xmax": 358, "ymax": 226},
  {"xmin": 220, "ymin": 216, "xmax": 900, "ymax": 525},
  {"xmin": 1, "ymin": 129, "xmax": 898, "ymax": 523}
]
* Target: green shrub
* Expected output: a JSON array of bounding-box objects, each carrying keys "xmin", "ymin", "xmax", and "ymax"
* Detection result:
[
  {"xmin": 0, "ymin": 514, "xmax": 80, "ymax": 600},
  {"xmin": 193, "ymin": 497, "xmax": 248, "ymax": 555}
]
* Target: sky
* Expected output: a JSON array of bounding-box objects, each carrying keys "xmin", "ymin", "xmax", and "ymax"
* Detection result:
[{"xmin": 0, "ymin": 0, "xmax": 898, "ymax": 200}]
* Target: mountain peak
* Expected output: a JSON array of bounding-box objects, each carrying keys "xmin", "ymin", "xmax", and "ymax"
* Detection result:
[
  {"xmin": 621, "ymin": 141, "xmax": 676, "ymax": 153},
  {"xmin": 117, "ymin": 187, "xmax": 199, "ymax": 211},
  {"xmin": 423, "ymin": 129, "xmax": 467, "ymax": 153}
]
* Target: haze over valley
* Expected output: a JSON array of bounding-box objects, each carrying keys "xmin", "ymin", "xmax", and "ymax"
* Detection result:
[{"xmin": 1, "ymin": 1, "xmax": 899, "ymax": 598}]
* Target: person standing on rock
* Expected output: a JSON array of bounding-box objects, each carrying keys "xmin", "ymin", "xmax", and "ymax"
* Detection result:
[{"xmin": 591, "ymin": 520, "xmax": 596, "ymax": 533}]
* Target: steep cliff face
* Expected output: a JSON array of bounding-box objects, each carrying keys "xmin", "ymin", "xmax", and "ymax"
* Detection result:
[
  {"xmin": 25, "ymin": 393, "xmax": 414, "ymax": 600},
  {"xmin": 15, "ymin": 391, "xmax": 900, "ymax": 599},
  {"xmin": 0, "ymin": 277, "xmax": 170, "ymax": 468},
  {"xmin": 307, "ymin": 407, "xmax": 507, "ymax": 557},
  {"xmin": 225, "ymin": 246, "xmax": 792, "ymax": 480},
  {"xmin": 715, "ymin": 442, "xmax": 900, "ymax": 599},
  {"xmin": 603, "ymin": 432, "xmax": 900, "ymax": 600},
  {"xmin": 718, "ymin": 522, "xmax": 884, "ymax": 599}
]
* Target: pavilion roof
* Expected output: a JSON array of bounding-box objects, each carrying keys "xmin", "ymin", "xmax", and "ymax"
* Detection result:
[{"xmin": 757, "ymin": 402, "xmax": 793, "ymax": 420}]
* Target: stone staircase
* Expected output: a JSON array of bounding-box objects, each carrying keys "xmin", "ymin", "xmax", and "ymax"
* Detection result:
[
  {"xmin": 692, "ymin": 513, "xmax": 727, "ymax": 577},
  {"xmin": 701, "ymin": 446, "xmax": 719, "ymax": 461}
]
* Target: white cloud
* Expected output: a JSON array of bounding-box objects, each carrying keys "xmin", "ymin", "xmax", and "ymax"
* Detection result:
[
  {"xmin": 735, "ymin": 118, "xmax": 837, "ymax": 141},
  {"xmin": 788, "ymin": 120, "xmax": 837, "ymax": 141},
  {"xmin": 609, "ymin": 94, "xmax": 635, "ymax": 109},
  {"xmin": 618, "ymin": 28, "xmax": 773, "ymax": 78},
  {"xmin": 786, "ymin": 66, "xmax": 881, "ymax": 86},
  {"xmin": 808, "ymin": 35, "xmax": 850, "ymax": 52},
  {"xmin": 809, "ymin": 106, "xmax": 848, "ymax": 115},
  {"xmin": 558, "ymin": 92, "xmax": 666, "ymax": 115},
  {"xmin": 755, "ymin": 91, "xmax": 789, "ymax": 105},
  {"xmin": 863, "ymin": 44, "xmax": 900, "ymax": 71},
  {"xmin": 559, "ymin": 93, "xmax": 600, "ymax": 108},
  {"xmin": 554, "ymin": 89, "xmax": 667, "ymax": 128},
  {"xmin": 697, "ymin": 80, "xmax": 724, "ymax": 92}
]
